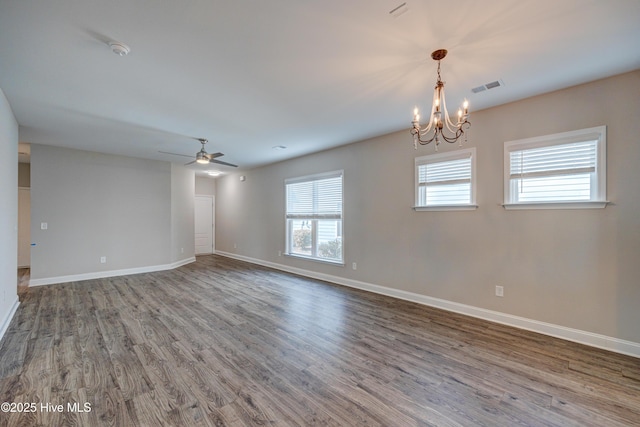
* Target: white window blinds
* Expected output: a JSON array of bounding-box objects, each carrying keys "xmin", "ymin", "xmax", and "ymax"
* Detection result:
[
  {"xmin": 286, "ymin": 172, "xmax": 343, "ymax": 219},
  {"xmin": 504, "ymin": 126, "xmax": 606, "ymax": 207},
  {"xmin": 509, "ymin": 140, "xmax": 597, "ymax": 202},
  {"xmin": 415, "ymin": 148, "xmax": 475, "ymax": 207}
]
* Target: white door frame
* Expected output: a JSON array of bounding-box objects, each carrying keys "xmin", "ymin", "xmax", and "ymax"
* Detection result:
[
  {"xmin": 18, "ymin": 187, "xmax": 31, "ymax": 267},
  {"xmin": 194, "ymin": 195, "xmax": 215, "ymax": 255}
]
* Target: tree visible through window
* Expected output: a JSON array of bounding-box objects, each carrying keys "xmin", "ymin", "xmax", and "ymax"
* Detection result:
[{"xmin": 285, "ymin": 171, "xmax": 343, "ymax": 263}]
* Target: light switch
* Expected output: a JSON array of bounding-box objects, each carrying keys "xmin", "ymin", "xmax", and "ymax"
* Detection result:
[{"xmin": 41, "ymin": 222, "xmax": 48, "ymax": 230}]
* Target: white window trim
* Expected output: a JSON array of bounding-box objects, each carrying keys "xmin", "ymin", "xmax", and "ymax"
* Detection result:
[
  {"xmin": 284, "ymin": 170, "xmax": 345, "ymax": 265},
  {"xmin": 503, "ymin": 126, "xmax": 608, "ymax": 210},
  {"xmin": 414, "ymin": 204, "xmax": 478, "ymax": 212},
  {"xmin": 413, "ymin": 147, "xmax": 477, "ymax": 211},
  {"xmin": 502, "ymin": 201, "xmax": 608, "ymax": 210}
]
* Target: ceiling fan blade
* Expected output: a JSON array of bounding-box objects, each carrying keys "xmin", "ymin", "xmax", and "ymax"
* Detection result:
[
  {"xmin": 159, "ymin": 150, "xmax": 194, "ymax": 159},
  {"xmin": 210, "ymin": 159, "xmax": 238, "ymax": 167},
  {"xmin": 184, "ymin": 160, "xmax": 196, "ymax": 166},
  {"xmin": 205, "ymin": 152, "xmax": 224, "ymax": 159}
]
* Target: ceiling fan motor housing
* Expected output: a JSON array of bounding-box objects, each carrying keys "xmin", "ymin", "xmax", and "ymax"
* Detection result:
[{"xmin": 196, "ymin": 150, "xmax": 209, "ymax": 164}]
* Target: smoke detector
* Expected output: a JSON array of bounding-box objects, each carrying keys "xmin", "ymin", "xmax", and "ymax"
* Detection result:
[{"xmin": 108, "ymin": 41, "xmax": 130, "ymax": 56}]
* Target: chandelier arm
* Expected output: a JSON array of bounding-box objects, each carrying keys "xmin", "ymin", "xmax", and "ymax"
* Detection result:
[
  {"xmin": 439, "ymin": 130, "xmax": 463, "ymax": 144},
  {"xmin": 439, "ymin": 86, "xmax": 462, "ymax": 134},
  {"xmin": 419, "ymin": 123, "xmax": 434, "ymax": 133},
  {"xmin": 444, "ymin": 110, "xmax": 460, "ymax": 133},
  {"xmin": 438, "ymin": 85, "xmax": 453, "ymax": 132},
  {"xmin": 440, "ymin": 120, "xmax": 471, "ymax": 144},
  {"xmin": 413, "ymin": 119, "xmax": 471, "ymax": 145},
  {"xmin": 427, "ymin": 84, "xmax": 440, "ymax": 132},
  {"xmin": 443, "ymin": 113, "xmax": 459, "ymax": 134},
  {"xmin": 411, "ymin": 127, "xmax": 438, "ymax": 145}
]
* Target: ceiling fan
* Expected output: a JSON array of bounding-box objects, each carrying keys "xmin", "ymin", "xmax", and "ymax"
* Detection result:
[{"xmin": 159, "ymin": 138, "xmax": 238, "ymax": 167}]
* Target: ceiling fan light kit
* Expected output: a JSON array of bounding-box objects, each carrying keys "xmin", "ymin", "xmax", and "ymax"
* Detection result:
[
  {"xmin": 187, "ymin": 138, "xmax": 238, "ymax": 167},
  {"xmin": 411, "ymin": 49, "xmax": 470, "ymax": 150},
  {"xmin": 196, "ymin": 150, "xmax": 209, "ymax": 164},
  {"xmin": 158, "ymin": 138, "xmax": 238, "ymax": 168}
]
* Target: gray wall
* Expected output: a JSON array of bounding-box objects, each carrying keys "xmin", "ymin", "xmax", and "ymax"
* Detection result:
[
  {"xmin": 171, "ymin": 163, "xmax": 196, "ymax": 262},
  {"xmin": 216, "ymin": 71, "xmax": 640, "ymax": 344},
  {"xmin": 0, "ymin": 88, "xmax": 19, "ymax": 336},
  {"xmin": 195, "ymin": 176, "xmax": 216, "ymax": 196},
  {"xmin": 30, "ymin": 145, "xmax": 193, "ymax": 280}
]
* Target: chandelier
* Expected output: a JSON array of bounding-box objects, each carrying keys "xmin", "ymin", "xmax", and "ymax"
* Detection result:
[{"xmin": 411, "ymin": 49, "xmax": 470, "ymax": 149}]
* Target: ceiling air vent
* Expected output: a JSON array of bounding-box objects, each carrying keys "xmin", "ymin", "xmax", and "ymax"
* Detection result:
[
  {"xmin": 389, "ymin": 2, "xmax": 408, "ymax": 18},
  {"xmin": 471, "ymin": 79, "xmax": 505, "ymax": 94}
]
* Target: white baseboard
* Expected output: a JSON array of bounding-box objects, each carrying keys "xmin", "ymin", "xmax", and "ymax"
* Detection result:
[
  {"xmin": 29, "ymin": 257, "xmax": 196, "ymax": 287},
  {"xmin": 0, "ymin": 297, "xmax": 20, "ymax": 343},
  {"xmin": 216, "ymin": 251, "xmax": 640, "ymax": 359}
]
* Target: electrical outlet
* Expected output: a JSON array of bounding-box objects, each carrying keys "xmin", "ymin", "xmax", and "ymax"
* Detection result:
[
  {"xmin": 352, "ymin": 262, "xmax": 357, "ymax": 270},
  {"xmin": 100, "ymin": 256, "xmax": 107, "ymax": 264},
  {"xmin": 234, "ymin": 243, "xmax": 237, "ymax": 249},
  {"xmin": 495, "ymin": 285, "xmax": 504, "ymax": 297},
  {"xmin": 278, "ymin": 250, "xmax": 282, "ymax": 257},
  {"xmin": 181, "ymin": 247, "xmax": 184, "ymax": 254},
  {"xmin": 40, "ymin": 222, "xmax": 48, "ymax": 230}
]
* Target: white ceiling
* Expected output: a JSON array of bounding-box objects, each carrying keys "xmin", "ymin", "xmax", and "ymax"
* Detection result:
[{"xmin": 1, "ymin": 0, "xmax": 639, "ymax": 172}]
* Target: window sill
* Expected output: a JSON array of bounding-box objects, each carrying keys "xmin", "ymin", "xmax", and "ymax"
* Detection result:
[
  {"xmin": 284, "ymin": 253, "xmax": 344, "ymax": 266},
  {"xmin": 502, "ymin": 201, "xmax": 609, "ymax": 210},
  {"xmin": 413, "ymin": 204, "xmax": 478, "ymax": 212}
]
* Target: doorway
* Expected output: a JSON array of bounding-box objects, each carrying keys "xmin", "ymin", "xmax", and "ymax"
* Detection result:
[
  {"xmin": 18, "ymin": 144, "xmax": 31, "ymax": 298},
  {"xmin": 194, "ymin": 195, "xmax": 215, "ymax": 255},
  {"xmin": 18, "ymin": 187, "xmax": 30, "ymax": 267}
]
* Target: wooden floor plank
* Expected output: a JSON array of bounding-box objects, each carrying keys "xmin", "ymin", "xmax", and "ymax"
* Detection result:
[{"xmin": 0, "ymin": 254, "xmax": 638, "ymax": 426}]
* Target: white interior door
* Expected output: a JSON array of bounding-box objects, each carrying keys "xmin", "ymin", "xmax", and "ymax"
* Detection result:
[
  {"xmin": 195, "ymin": 195, "xmax": 214, "ymax": 255},
  {"xmin": 18, "ymin": 188, "xmax": 31, "ymax": 267}
]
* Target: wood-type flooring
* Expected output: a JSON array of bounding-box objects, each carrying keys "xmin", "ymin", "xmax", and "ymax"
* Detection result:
[
  {"xmin": 0, "ymin": 255, "xmax": 639, "ymax": 426},
  {"xmin": 16, "ymin": 268, "xmax": 29, "ymax": 302}
]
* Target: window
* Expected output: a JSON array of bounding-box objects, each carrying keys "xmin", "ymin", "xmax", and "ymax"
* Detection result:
[
  {"xmin": 504, "ymin": 126, "xmax": 607, "ymax": 209},
  {"xmin": 285, "ymin": 171, "xmax": 343, "ymax": 263},
  {"xmin": 414, "ymin": 148, "xmax": 476, "ymax": 211}
]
